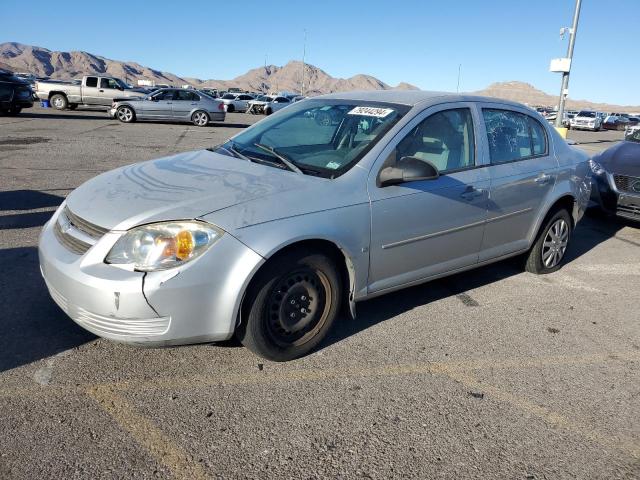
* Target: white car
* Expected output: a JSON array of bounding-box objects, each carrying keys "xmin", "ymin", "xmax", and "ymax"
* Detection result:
[
  {"xmin": 219, "ymin": 93, "xmax": 255, "ymax": 113},
  {"xmin": 246, "ymin": 95, "xmax": 293, "ymax": 115},
  {"xmin": 569, "ymin": 110, "xmax": 602, "ymax": 131}
]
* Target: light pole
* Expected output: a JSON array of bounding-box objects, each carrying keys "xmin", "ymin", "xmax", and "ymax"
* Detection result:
[
  {"xmin": 555, "ymin": 0, "xmax": 582, "ymax": 128},
  {"xmin": 301, "ymin": 29, "xmax": 307, "ymax": 97}
]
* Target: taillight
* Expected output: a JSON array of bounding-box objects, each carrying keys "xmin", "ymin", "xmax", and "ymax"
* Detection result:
[{"xmin": 218, "ymin": 103, "xmax": 225, "ymax": 111}]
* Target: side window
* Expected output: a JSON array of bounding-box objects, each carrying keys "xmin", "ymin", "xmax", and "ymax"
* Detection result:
[
  {"xmin": 483, "ymin": 109, "xmax": 536, "ymax": 163},
  {"xmin": 85, "ymin": 77, "xmax": 98, "ymax": 88},
  {"xmin": 394, "ymin": 108, "xmax": 475, "ymax": 174},
  {"xmin": 153, "ymin": 90, "xmax": 175, "ymax": 101},
  {"xmin": 529, "ymin": 117, "xmax": 548, "ymax": 155},
  {"xmin": 175, "ymin": 90, "xmax": 196, "ymax": 101},
  {"xmin": 100, "ymin": 78, "xmax": 118, "ymax": 89}
]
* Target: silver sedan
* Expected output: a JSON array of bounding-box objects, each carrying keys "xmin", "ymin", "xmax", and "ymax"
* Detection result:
[
  {"xmin": 39, "ymin": 91, "xmax": 591, "ymax": 361},
  {"xmin": 109, "ymin": 88, "xmax": 225, "ymax": 126}
]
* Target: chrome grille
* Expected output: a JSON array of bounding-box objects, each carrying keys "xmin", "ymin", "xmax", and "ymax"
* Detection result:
[
  {"xmin": 617, "ymin": 204, "xmax": 640, "ymax": 219},
  {"xmin": 54, "ymin": 220, "xmax": 91, "ymax": 254},
  {"xmin": 53, "ymin": 206, "xmax": 108, "ymax": 255},
  {"xmin": 64, "ymin": 206, "xmax": 109, "ymax": 239}
]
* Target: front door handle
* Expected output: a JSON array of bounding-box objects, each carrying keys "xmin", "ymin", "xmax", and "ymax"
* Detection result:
[
  {"xmin": 535, "ymin": 173, "xmax": 553, "ymax": 185},
  {"xmin": 99, "ymin": 89, "xmax": 104, "ymax": 92},
  {"xmin": 460, "ymin": 186, "xmax": 485, "ymax": 201}
]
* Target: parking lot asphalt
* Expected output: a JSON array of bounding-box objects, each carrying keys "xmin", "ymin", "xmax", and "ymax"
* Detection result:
[{"xmin": 1, "ymin": 106, "xmax": 638, "ymax": 479}]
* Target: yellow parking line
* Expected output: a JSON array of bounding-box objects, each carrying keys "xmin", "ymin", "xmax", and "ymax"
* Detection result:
[
  {"xmin": 440, "ymin": 367, "xmax": 640, "ymax": 460},
  {"xmin": 86, "ymin": 385, "xmax": 210, "ymax": 480}
]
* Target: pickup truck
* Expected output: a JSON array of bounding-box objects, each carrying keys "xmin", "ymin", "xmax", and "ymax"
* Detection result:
[{"xmin": 35, "ymin": 75, "xmax": 147, "ymax": 110}]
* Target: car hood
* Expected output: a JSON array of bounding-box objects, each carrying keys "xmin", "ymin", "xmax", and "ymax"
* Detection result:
[
  {"xmin": 64, "ymin": 149, "xmax": 319, "ymax": 232},
  {"xmin": 598, "ymin": 141, "xmax": 640, "ymax": 177}
]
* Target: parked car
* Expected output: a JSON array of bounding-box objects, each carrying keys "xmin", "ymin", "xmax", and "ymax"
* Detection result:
[
  {"xmin": 247, "ymin": 95, "xmax": 293, "ymax": 115},
  {"xmin": 39, "ymin": 91, "xmax": 591, "ymax": 361},
  {"xmin": 0, "ymin": 69, "xmax": 34, "ymax": 115},
  {"xmin": 35, "ymin": 75, "xmax": 147, "ymax": 110},
  {"xmin": 109, "ymin": 88, "xmax": 225, "ymax": 126},
  {"xmin": 570, "ymin": 110, "xmax": 602, "ymax": 131},
  {"xmin": 589, "ymin": 127, "xmax": 640, "ymax": 220},
  {"xmin": 602, "ymin": 115, "xmax": 630, "ymax": 131},
  {"xmin": 200, "ymin": 88, "xmax": 220, "ymax": 98},
  {"xmin": 219, "ymin": 93, "xmax": 255, "ymax": 112}
]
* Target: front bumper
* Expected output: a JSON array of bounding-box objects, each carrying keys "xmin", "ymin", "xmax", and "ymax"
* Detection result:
[{"xmin": 39, "ymin": 207, "xmax": 264, "ymax": 345}]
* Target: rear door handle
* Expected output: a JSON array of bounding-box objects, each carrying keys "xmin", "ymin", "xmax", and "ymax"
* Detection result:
[
  {"xmin": 535, "ymin": 173, "xmax": 553, "ymax": 185},
  {"xmin": 190, "ymin": 102, "xmax": 198, "ymax": 105},
  {"xmin": 460, "ymin": 186, "xmax": 485, "ymax": 201},
  {"xmin": 99, "ymin": 89, "xmax": 104, "ymax": 92}
]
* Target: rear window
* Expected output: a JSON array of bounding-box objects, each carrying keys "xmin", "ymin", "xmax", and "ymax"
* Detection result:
[
  {"xmin": 577, "ymin": 111, "xmax": 596, "ymax": 118},
  {"xmin": 85, "ymin": 77, "xmax": 98, "ymax": 88},
  {"xmin": 483, "ymin": 109, "xmax": 548, "ymax": 163}
]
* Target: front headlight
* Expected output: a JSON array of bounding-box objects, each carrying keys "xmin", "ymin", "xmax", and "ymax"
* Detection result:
[
  {"xmin": 105, "ymin": 221, "xmax": 223, "ymax": 271},
  {"xmin": 588, "ymin": 159, "xmax": 606, "ymax": 176}
]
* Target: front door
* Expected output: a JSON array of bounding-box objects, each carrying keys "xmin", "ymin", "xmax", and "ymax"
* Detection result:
[
  {"xmin": 144, "ymin": 89, "xmax": 175, "ymax": 119},
  {"xmin": 368, "ymin": 104, "xmax": 490, "ymax": 294},
  {"xmin": 478, "ymin": 106, "xmax": 558, "ymax": 261},
  {"xmin": 98, "ymin": 77, "xmax": 123, "ymax": 106}
]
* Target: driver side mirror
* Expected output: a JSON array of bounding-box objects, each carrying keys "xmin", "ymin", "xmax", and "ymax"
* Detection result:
[{"xmin": 378, "ymin": 156, "xmax": 439, "ymax": 187}]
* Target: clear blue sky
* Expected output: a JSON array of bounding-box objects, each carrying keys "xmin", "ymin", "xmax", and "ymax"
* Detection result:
[{"xmin": 3, "ymin": 0, "xmax": 639, "ymax": 104}]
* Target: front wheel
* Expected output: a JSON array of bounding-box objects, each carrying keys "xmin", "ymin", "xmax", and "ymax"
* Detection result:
[
  {"xmin": 225, "ymin": 104, "xmax": 235, "ymax": 113},
  {"xmin": 6, "ymin": 107, "xmax": 21, "ymax": 115},
  {"xmin": 525, "ymin": 209, "xmax": 572, "ymax": 274},
  {"xmin": 237, "ymin": 250, "xmax": 342, "ymax": 361},
  {"xmin": 116, "ymin": 106, "xmax": 135, "ymax": 123},
  {"xmin": 192, "ymin": 110, "xmax": 209, "ymax": 127}
]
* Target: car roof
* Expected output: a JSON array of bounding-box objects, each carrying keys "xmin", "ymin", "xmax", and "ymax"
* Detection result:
[{"xmin": 316, "ymin": 90, "xmax": 532, "ymax": 110}]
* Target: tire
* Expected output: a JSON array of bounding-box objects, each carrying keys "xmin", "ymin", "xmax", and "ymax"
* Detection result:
[
  {"xmin": 68, "ymin": 104, "xmax": 78, "ymax": 110},
  {"xmin": 226, "ymin": 104, "xmax": 235, "ymax": 113},
  {"xmin": 192, "ymin": 110, "xmax": 209, "ymax": 127},
  {"xmin": 237, "ymin": 250, "xmax": 343, "ymax": 361},
  {"xmin": 7, "ymin": 107, "xmax": 21, "ymax": 115},
  {"xmin": 50, "ymin": 94, "xmax": 68, "ymax": 110},
  {"xmin": 116, "ymin": 105, "xmax": 135, "ymax": 123},
  {"xmin": 264, "ymin": 107, "xmax": 272, "ymax": 116},
  {"xmin": 525, "ymin": 209, "xmax": 572, "ymax": 274}
]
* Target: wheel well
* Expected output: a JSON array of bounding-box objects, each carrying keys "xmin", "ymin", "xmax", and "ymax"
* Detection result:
[
  {"xmin": 240, "ymin": 239, "xmax": 352, "ymax": 324},
  {"xmin": 48, "ymin": 91, "xmax": 67, "ymax": 100},
  {"xmin": 547, "ymin": 195, "xmax": 576, "ymax": 227}
]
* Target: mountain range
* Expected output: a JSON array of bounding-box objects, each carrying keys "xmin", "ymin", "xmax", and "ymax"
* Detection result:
[{"xmin": 1, "ymin": 42, "xmax": 638, "ymax": 112}]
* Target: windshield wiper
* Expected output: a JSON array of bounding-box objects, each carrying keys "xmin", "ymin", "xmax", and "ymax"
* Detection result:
[{"xmin": 253, "ymin": 143, "xmax": 303, "ymax": 174}]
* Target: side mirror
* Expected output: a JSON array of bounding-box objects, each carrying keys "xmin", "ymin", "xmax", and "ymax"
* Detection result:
[{"xmin": 378, "ymin": 156, "xmax": 439, "ymax": 187}]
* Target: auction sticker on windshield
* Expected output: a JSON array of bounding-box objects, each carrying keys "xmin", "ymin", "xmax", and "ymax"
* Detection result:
[{"xmin": 347, "ymin": 106, "xmax": 394, "ymax": 117}]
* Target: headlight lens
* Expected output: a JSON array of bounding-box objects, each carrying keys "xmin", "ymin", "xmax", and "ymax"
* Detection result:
[
  {"xmin": 588, "ymin": 159, "xmax": 606, "ymax": 176},
  {"xmin": 105, "ymin": 221, "xmax": 223, "ymax": 271}
]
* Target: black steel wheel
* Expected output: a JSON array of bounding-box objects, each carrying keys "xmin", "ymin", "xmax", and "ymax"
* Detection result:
[{"xmin": 237, "ymin": 250, "xmax": 342, "ymax": 361}]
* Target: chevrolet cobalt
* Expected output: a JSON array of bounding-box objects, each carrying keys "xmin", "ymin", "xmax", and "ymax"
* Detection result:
[{"xmin": 39, "ymin": 91, "xmax": 591, "ymax": 361}]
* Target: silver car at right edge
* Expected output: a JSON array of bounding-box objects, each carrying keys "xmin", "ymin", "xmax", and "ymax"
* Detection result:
[{"xmin": 39, "ymin": 91, "xmax": 591, "ymax": 361}]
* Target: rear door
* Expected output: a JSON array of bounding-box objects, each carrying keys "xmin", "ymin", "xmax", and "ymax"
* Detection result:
[
  {"xmin": 172, "ymin": 90, "xmax": 199, "ymax": 120},
  {"xmin": 81, "ymin": 76, "xmax": 100, "ymax": 104},
  {"xmin": 478, "ymin": 105, "xmax": 558, "ymax": 260}
]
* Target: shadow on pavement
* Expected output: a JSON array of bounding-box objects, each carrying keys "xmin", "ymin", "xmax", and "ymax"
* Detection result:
[
  {"xmin": 0, "ymin": 246, "xmax": 95, "ymax": 373},
  {"xmin": 0, "ymin": 190, "xmax": 65, "ymax": 230}
]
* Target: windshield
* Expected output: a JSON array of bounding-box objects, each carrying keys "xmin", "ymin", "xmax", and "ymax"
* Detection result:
[
  {"xmin": 255, "ymin": 95, "xmax": 272, "ymax": 101},
  {"xmin": 577, "ymin": 111, "xmax": 596, "ymax": 118},
  {"xmin": 625, "ymin": 128, "xmax": 640, "ymax": 143},
  {"xmin": 213, "ymin": 99, "xmax": 409, "ymax": 178}
]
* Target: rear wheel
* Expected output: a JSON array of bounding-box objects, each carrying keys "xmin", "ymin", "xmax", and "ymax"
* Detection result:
[
  {"xmin": 50, "ymin": 94, "xmax": 68, "ymax": 110},
  {"xmin": 116, "ymin": 106, "xmax": 135, "ymax": 123},
  {"xmin": 264, "ymin": 107, "xmax": 272, "ymax": 116},
  {"xmin": 226, "ymin": 104, "xmax": 235, "ymax": 113},
  {"xmin": 192, "ymin": 110, "xmax": 209, "ymax": 127},
  {"xmin": 525, "ymin": 209, "xmax": 572, "ymax": 274},
  {"xmin": 6, "ymin": 106, "xmax": 21, "ymax": 115},
  {"xmin": 237, "ymin": 250, "xmax": 342, "ymax": 361}
]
